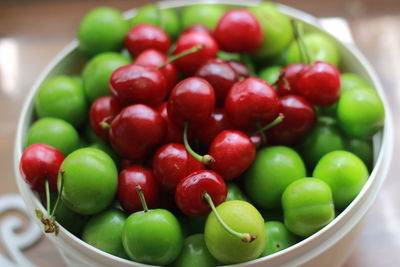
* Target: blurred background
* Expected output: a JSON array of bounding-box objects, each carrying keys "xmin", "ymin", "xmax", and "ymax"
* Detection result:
[{"xmin": 1, "ymin": 0, "xmax": 399, "ymax": 266}]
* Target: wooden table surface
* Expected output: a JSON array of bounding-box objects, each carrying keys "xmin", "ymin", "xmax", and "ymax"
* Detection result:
[{"xmin": 1, "ymin": 0, "xmax": 400, "ymax": 266}]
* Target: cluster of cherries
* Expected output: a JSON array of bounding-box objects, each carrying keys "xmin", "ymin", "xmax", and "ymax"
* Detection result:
[{"xmin": 20, "ymin": 9, "xmax": 341, "ymax": 243}]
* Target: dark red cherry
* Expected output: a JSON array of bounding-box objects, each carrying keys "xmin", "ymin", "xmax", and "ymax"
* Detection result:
[
  {"xmin": 109, "ymin": 104, "xmax": 166, "ymax": 161},
  {"xmin": 167, "ymin": 77, "xmax": 215, "ymax": 127},
  {"xmin": 184, "ymin": 24, "xmax": 213, "ymax": 35},
  {"xmin": 208, "ymin": 130, "xmax": 256, "ymax": 180},
  {"xmin": 110, "ymin": 63, "xmax": 167, "ymax": 107},
  {"xmin": 175, "ymin": 170, "xmax": 227, "ymax": 216},
  {"xmin": 297, "ymin": 61, "xmax": 341, "ymax": 106},
  {"xmin": 215, "ymin": 10, "xmax": 263, "ymax": 53},
  {"xmin": 277, "ymin": 63, "xmax": 307, "ymax": 96},
  {"xmin": 156, "ymin": 102, "xmax": 183, "ymax": 144},
  {"xmin": 20, "ymin": 144, "xmax": 64, "ymax": 192},
  {"xmin": 267, "ymin": 95, "xmax": 317, "ymax": 145},
  {"xmin": 225, "ymin": 77, "xmax": 280, "ymax": 130},
  {"xmin": 227, "ymin": 61, "xmax": 250, "ymax": 78},
  {"xmin": 152, "ymin": 143, "xmax": 204, "ymax": 193},
  {"xmin": 89, "ymin": 96, "xmax": 124, "ymax": 140},
  {"xmin": 134, "ymin": 49, "xmax": 178, "ymax": 94},
  {"xmin": 173, "ymin": 31, "xmax": 219, "ymax": 76},
  {"xmin": 124, "ymin": 24, "xmax": 171, "ymax": 57},
  {"xmin": 118, "ymin": 165, "xmax": 159, "ymax": 214},
  {"xmin": 195, "ymin": 59, "xmax": 239, "ymax": 106}
]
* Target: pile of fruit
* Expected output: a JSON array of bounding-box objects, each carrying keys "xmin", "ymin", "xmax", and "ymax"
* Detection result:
[{"xmin": 19, "ymin": 2, "xmax": 385, "ymax": 266}]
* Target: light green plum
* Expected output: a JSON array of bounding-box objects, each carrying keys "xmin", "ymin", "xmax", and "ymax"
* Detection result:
[
  {"xmin": 258, "ymin": 65, "xmax": 281, "ymax": 85},
  {"xmin": 340, "ymin": 73, "xmax": 368, "ymax": 92},
  {"xmin": 261, "ymin": 221, "xmax": 297, "ymax": 257},
  {"xmin": 226, "ymin": 183, "xmax": 248, "ymax": 202},
  {"xmin": 181, "ymin": 4, "xmax": 225, "ymax": 30}
]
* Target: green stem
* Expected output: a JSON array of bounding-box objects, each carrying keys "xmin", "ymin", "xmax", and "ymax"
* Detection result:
[
  {"xmin": 50, "ymin": 170, "xmax": 64, "ymax": 217},
  {"xmin": 203, "ymin": 192, "xmax": 257, "ymax": 243},
  {"xmin": 240, "ymin": 53, "xmax": 256, "ymax": 77},
  {"xmin": 184, "ymin": 121, "xmax": 215, "ymax": 165},
  {"xmin": 291, "ymin": 19, "xmax": 311, "ymax": 65},
  {"xmin": 158, "ymin": 44, "xmax": 204, "ymax": 70},
  {"xmin": 136, "ymin": 185, "xmax": 149, "ymax": 212},
  {"xmin": 253, "ymin": 113, "xmax": 285, "ymax": 135},
  {"xmin": 45, "ymin": 179, "xmax": 51, "ymax": 219}
]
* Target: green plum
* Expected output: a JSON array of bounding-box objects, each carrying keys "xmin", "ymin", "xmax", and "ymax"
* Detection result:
[
  {"xmin": 245, "ymin": 146, "xmax": 306, "ymax": 209},
  {"xmin": 82, "ymin": 209, "xmax": 128, "ymax": 258},
  {"xmin": 204, "ymin": 200, "xmax": 266, "ymax": 264},
  {"xmin": 298, "ymin": 116, "xmax": 344, "ymax": 168},
  {"xmin": 249, "ymin": 2, "xmax": 293, "ymax": 60},
  {"xmin": 59, "ymin": 148, "xmax": 118, "ymax": 215},
  {"xmin": 337, "ymin": 87, "xmax": 384, "ymax": 139},
  {"xmin": 313, "ymin": 151, "xmax": 369, "ymax": 209},
  {"xmin": 182, "ymin": 4, "xmax": 225, "ymax": 30},
  {"xmin": 82, "ymin": 52, "xmax": 130, "ymax": 102},
  {"xmin": 26, "ymin": 117, "xmax": 80, "ymax": 155},
  {"xmin": 217, "ymin": 51, "xmax": 241, "ymax": 61},
  {"xmin": 35, "ymin": 75, "xmax": 88, "ymax": 127},
  {"xmin": 78, "ymin": 7, "xmax": 129, "ymax": 56},
  {"xmin": 258, "ymin": 65, "xmax": 281, "ymax": 85},
  {"xmin": 286, "ymin": 32, "xmax": 340, "ymax": 66},
  {"xmin": 345, "ymin": 138, "xmax": 373, "ymax": 168},
  {"xmin": 173, "ymin": 234, "xmax": 218, "ymax": 267},
  {"xmin": 261, "ymin": 221, "xmax": 297, "ymax": 257},
  {"xmin": 341, "ymin": 73, "xmax": 368, "ymax": 92},
  {"xmin": 282, "ymin": 178, "xmax": 335, "ymax": 237},
  {"xmin": 226, "ymin": 183, "xmax": 248, "ymax": 202}
]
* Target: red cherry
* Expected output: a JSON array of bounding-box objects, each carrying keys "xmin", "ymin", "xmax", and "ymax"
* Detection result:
[
  {"xmin": 208, "ymin": 130, "xmax": 256, "ymax": 180},
  {"xmin": 156, "ymin": 102, "xmax": 183, "ymax": 144},
  {"xmin": 118, "ymin": 165, "xmax": 159, "ymax": 214},
  {"xmin": 124, "ymin": 24, "xmax": 171, "ymax": 57},
  {"xmin": 109, "ymin": 104, "xmax": 166, "ymax": 161},
  {"xmin": 277, "ymin": 63, "xmax": 307, "ymax": 96},
  {"xmin": 227, "ymin": 61, "xmax": 250, "ymax": 78},
  {"xmin": 193, "ymin": 108, "xmax": 234, "ymax": 146},
  {"xmin": 297, "ymin": 61, "xmax": 341, "ymax": 106},
  {"xmin": 184, "ymin": 24, "xmax": 213, "ymax": 35},
  {"xmin": 175, "ymin": 170, "xmax": 227, "ymax": 216},
  {"xmin": 215, "ymin": 10, "xmax": 263, "ymax": 53},
  {"xmin": 225, "ymin": 77, "xmax": 280, "ymax": 130},
  {"xmin": 152, "ymin": 143, "xmax": 204, "ymax": 193},
  {"xmin": 20, "ymin": 144, "xmax": 64, "ymax": 192},
  {"xmin": 135, "ymin": 49, "xmax": 178, "ymax": 94},
  {"xmin": 110, "ymin": 63, "xmax": 167, "ymax": 107},
  {"xmin": 267, "ymin": 95, "xmax": 317, "ymax": 145},
  {"xmin": 89, "ymin": 96, "xmax": 124, "ymax": 140},
  {"xmin": 167, "ymin": 77, "xmax": 215, "ymax": 127},
  {"xmin": 195, "ymin": 59, "xmax": 239, "ymax": 106},
  {"xmin": 173, "ymin": 31, "xmax": 219, "ymax": 76}
]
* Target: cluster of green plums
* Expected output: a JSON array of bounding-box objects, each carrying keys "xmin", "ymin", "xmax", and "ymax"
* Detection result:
[{"xmin": 23, "ymin": 2, "xmax": 385, "ymax": 266}]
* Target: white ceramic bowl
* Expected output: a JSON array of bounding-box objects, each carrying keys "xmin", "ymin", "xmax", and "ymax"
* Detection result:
[{"xmin": 14, "ymin": 1, "xmax": 394, "ymax": 266}]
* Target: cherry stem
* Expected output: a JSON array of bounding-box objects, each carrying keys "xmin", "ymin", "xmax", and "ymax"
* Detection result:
[
  {"xmin": 50, "ymin": 170, "xmax": 64, "ymax": 217},
  {"xmin": 100, "ymin": 117, "xmax": 112, "ymax": 131},
  {"xmin": 135, "ymin": 185, "xmax": 149, "ymax": 213},
  {"xmin": 183, "ymin": 121, "xmax": 215, "ymax": 165},
  {"xmin": 256, "ymin": 121, "xmax": 267, "ymax": 144},
  {"xmin": 203, "ymin": 192, "xmax": 257, "ymax": 243},
  {"xmin": 252, "ymin": 113, "xmax": 285, "ymax": 136},
  {"xmin": 45, "ymin": 179, "xmax": 51, "ymax": 219},
  {"xmin": 240, "ymin": 53, "xmax": 256, "ymax": 77},
  {"xmin": 158, "ymin": 44, "xmax": 204, "ymax": 70},
  {"xmin": 291, "ymin": 19, "xmax": 311, "ymax": 65}
]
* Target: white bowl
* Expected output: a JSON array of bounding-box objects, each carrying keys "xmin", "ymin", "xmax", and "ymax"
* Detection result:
[{"xmin": 14, "ymin": 1, "xmax": 394, "ymax": 266}]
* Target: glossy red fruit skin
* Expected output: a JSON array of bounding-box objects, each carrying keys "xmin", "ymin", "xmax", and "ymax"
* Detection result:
[
  {"xmin": 277, "ymin": 63, "xmax": 307, "ymax": 96},
  {"xmin": 193, "ymin": 108, "xmax": 234, "ymax": 146},
  {"xmin": 152, "ymin": 143, "xmax": 204, "ymax": 193},
  {"xmin": 124, "ymin": 24, "xmax": 171, "ymax": 57},
  {"xmin": 297, "ymin": 61, "xmax": 341, "ymax": 106},
  {"xmin": 118, "ymin": 165, "xmax": 159, "ymax": 214},
  {"xmin": 267, "ymin": 95, "xmax": 317, "ymax": 145},
  {"xmin": 195, "ymin": 59, "xmax": 238, "ymax": 106},
  {"xmin": 215, "ymin": 10, "xmax": 263, "ymax": 53},
  {"xmin": 184, "ymin": 24, "xmax": 213, "ymax": 35},
  {"xmin": 156, "ymin": 102, "xmax": 183, "ymax": 144},
  {"xmin": 209, "ymin": 130, "xmax": 256, "ymax": 180},
  {"xmin": 109, "ymin": 104, "xmax": 166, "ymax": 161},
  {"xmin": 20, "ymin": 144, "xmax": 65, "ymax": 192},
  {"xmin": 225, "ymin": 77, "xmax": 280, "ymax": 130},
  {"xmin": 167, "ymin": 77, "xmax": 215, "ymax": 127},
  {"xmin": 227, "ymin": 61, "xmax": 250, "ymax": 78},
  {"xmin": 110, "ymin": 64, "xmax": 167, "ymax": 107},
  {"xmin": 173, "ymin": 31, "xmax": 219, "ymax": 76},
  {"xmin": 175, "ymin": 170, "xmax": 227, "ymax": 216},
  {"xmin": 135, "ymin": 49, "xmax": 178, "ymax": 94},
  {"xmin": 89, "ymin": 96, "xmax": 124, "ymax": 140}
]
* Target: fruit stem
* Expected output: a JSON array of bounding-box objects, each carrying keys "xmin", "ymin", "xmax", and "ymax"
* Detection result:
[
  {"xmin": 100, "ymin": 116, "xmax": 112, "ymax": 130},
  {"xmin": 50, "ymin": 170, "xmax": 64, "ymax": 217},
  {"xmin": 158, "ymin": 44, "xmax": 204, "ymax": 69},
  {"xmin": 184, "ymin": 121, "xmax": 215, "ymax": 165},
  {"xmin": 291, "ymin": 19, "xmax": 311, "ymax": 65},
  {"xmin": 240, "ymin": 53, "xmax": 256, "ymax": 77},
  {"xmin": 203, "ymin": 192, "xmax": 257, "ymax": 243},
  {"xmin": 136, "ymin": 185, "xmax": 149, "ymax": 213},
  {"xmin": 35, "ymin": 177, "xmax": 60, "ymax": 235},
  {"xmin": 45, "ymin": 179, "xmax": 51, "ymax": 219},
  {"xmin": 252, "ymin": 113, "xmax": 285, "ymax": 135}
]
